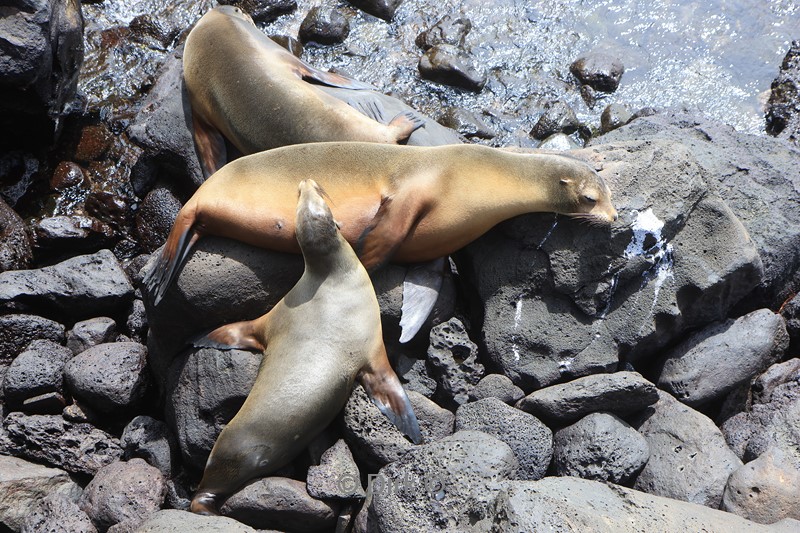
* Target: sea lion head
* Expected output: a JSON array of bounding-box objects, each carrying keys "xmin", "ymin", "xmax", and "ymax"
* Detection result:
[
  {"xmin": 211, "ymin": 5, "xmax": 254, "ymax": 25},
  {"xmin": 296, "ymin": 179, "xmax": 342, "ymax": 256},
  {"xmin": 551, "ymin": 156, "xmax": 618, "ymax": 225}
]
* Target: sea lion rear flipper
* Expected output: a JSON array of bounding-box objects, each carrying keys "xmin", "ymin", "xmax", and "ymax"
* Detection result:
[
  {"xmin": 399, "ymin": 258, "xmax": 446, "ymax": 343},
  {"xmin": 359, "ymin": 350, "xmax": 423, "ymax": 444},
  {"xmin": 357, "ymin": 190, "xmax": 430, "ymax": 270},
  {"xmin": 192, "ymin": 114, "xmax": 227, "ymax": 178},
  {"xmin": 295, "ymin": 61, "xmax": 376, "ymax": 90},
  {"xmin": 193, "ymin": 317, "xmax": 267, "ymax": 352}
]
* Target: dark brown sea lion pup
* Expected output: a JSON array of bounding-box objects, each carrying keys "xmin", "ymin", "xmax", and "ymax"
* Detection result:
[
  {"xmin": 143, "ymin": 143, "xmax": 618, "ymax": 320},
  {"xmin": 184, "ymin": 6, "xmax": 461, "ymax": 176},
  {"xmin": 189, "ymin": 179, "xmax": 421, "ymax": 515}
]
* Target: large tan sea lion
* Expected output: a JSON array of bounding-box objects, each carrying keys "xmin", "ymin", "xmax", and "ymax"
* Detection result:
[
  {"xmin": 143, "ymin": 142, "xmax": 618, "ymax": 340},
  {"xmin": 189, "ymin": 179, "xmax": 421, "ymax": 515},
  {"xmin": 183, "ymin": 6, "xmax": 460, "ymax": 176}
]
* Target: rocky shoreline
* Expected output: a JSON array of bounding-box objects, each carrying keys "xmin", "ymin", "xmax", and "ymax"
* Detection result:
[{"xmin": 2, "ymin": 1, "xmax": 800, "ymax": 532}]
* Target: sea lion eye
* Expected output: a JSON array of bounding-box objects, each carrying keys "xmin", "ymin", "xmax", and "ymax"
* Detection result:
[{"xmin": 583, "ymin": 194, "xmax": 597, "ymax": 204}]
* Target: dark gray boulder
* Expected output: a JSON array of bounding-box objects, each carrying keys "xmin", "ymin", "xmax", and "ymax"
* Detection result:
[
  {"xmin": 0, "ymin": 455, "xmax": 82, "ymax": 533},
  {"xmin": 22, "ymin": 494, "xmax": 97, "ymax": 533},
  {"xmin": 552, "ymin": 412, "xmax": 649, "ymax": 484},
  {"xmin": 722, "ymin": 446, "xmax": 800, "ymax": 524},
  {"xmin": 63, "ymin": 342, "xmax": 151, "ymax": 414},
  {"xmin": 597, "ymin": 111, "xmax": 800, "ymax": 309},
  {"xmin": 780, "ymin": 293, "xmax": 800, "ymax": 354},
  {"xmin": 470, "ymin": 374, "xmax": 524, "ymax": 404},
  {"xmin": 365, "ymin": 430, "xmax": 518, "ymax": 532},
  {"xmin": 721, "ymin": 358, "xmax": 800, "ymax": 467},
  {"xmin": 418, "ymin": 44, "xmax": 486, "ymax": 92},
  {"xmin": 137, "ymin": 509, "xmax": 256, "ymax": 532},
  {"xmin": 78, "ymin": 459, "xmax": 166, "ymax": 532},
  {"xmin": 121, "ymin": 416, "xmax": 179, "ymax": 479},
  {"xmin": 66, "ymin": 317, "xmax": 118, "ymax": 354},
  {"xmin": 570, "ymin": 51, "xmax": 625, "ymax": 92},
  {"xmin": 0, "ymin": 313, "xmax": 64, "ymax": 366},
  {"xmin": 298, "ymin": 7, "xmax": 350, "ymax": 45},
  {"xmin": 656, "ymin": 309, "xmax": 788, "ymax": 407},
  {"xmin": 134, "ymin": 187, "xmax": 182, "ymax": 254},
  {"xmin": 455, "ymin": 397, "xmax": 552, "ymax": 480},
  {"xmin": 600, "ymin": 103, "xmax": 633, "ymax": 133},
  {"xmin": 0, "ymin": 196, "xmax": 33, "ymax": 272},
  {"xmin": 515, "ymin": 371, "xmax": 658, "ymax": 424},
  {"xmin": 2, "ymin": 339, "xmax": 72, "ymax": 408},
  {"xmin": 0, "ymin": 0, "xmax": 84, "ymax": 148},
  {"xmin": 766, "ymin": 40, "xmax": 800, "ymax": 144},
  {"xmin": 426, "ymin": 317, "xmax": 484, "ymax": 409},
  {"xmin": 346, "ymin": 0, "xmax": 404, "ymax": 21},
  {"xmin": 0, "ymin": 249, "xmax": 134, "ymax": 321},
  {"xmin": 530, "ymin": 101, "xmax": 580, "ymax": 140},
  {"xmin": 0, "ymin": 412, "xmax": 123, "ymax": 475},
  {"xmin": 458, "ymin": 139, "xmax": 762, "ymax": 390},
  {"xmin": 30, "ymin": 215, "xmax": 115, "ymax": 255},
  {"xmin": 307, "ymin": 439, "xmax": 365, "ymax": 500},
  {"xmin": 220, "ymin": 477, "xmax": 339, "ymax": 532},
  {"xmin": 165, "ymin": 347, "xmax": 261, "ymax": 469},
  {"xmin": 632, "ymin": 390, "xmax": 742, "ymax": 508},
  {"xmin": 491, "ymin": 476, "xmax": 799, "ymax": 532}
]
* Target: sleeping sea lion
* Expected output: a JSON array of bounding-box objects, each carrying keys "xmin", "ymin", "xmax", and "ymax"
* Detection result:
[
  {"xmin": 143, "ymin": 142, "xmax": 618, "ymax": 342},
  {"xmin": 190, "ymin": 179, "xmax": 421, "ymax": 515}
]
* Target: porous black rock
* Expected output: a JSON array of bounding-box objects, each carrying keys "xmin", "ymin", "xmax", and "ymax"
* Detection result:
[
  {"xmin": 66, "ymin": 317, "xmax": 119, "ymax": 354},
  {"xmin": 0, "ymin": 314, "xmax": 64, "ymax": 365},
  {"xmin": 22, "ymin": 494, "xmax": 98, "ymax": 533},
  {"xmin": 455, "ymin": 397, "xmax": 552, "ymax": 480},
  {"xmin": 418, "ymin": 44, "xmax": 486, "ymax": 92},
  {"xmin": 656, "ymin": 309, "xmax": 788, "ymax": 407},
  {"xmin": 307, "ymin": 439, "xmax": 365, "ymax": 500},
  {"xmin": 2, "ymin": 339, "xmax": 72, "ymax": 408},
  {"xmin": 426, "ymin": 317, "xmax": 484, "ymax": 409},
  {"xmin": 570, "ymin": 51, "xmax": 625, "ymax": 92},
  {"xmin": 470, "ymin": 374, "xmax": 525, "ymax": 404},
  {"xmin": 78, "ymin": 459, "xmax": 167, "ymax": 532},
  {"xmin": 530, "ymin": 101, "xmax": 580, "ymax": 140},
  {"xmin": 0, "ymin": 412, "xmax": 123, "ymax": 475},
  {"xmin": 298, "ymin": 7, "xmax": 350, "ymax": 45},
  {"xmin": 766, "ymin": 40, "xmax": 800, "ymax": 144},
  {"xmin": 64, "ymin": 342, "xmax": 151, "ymax": 414},
  {"xmin": 220, "ymin": 477, "xmax": 339, "ymax": 532},
  {"xmin": 552, "ymin": 412, "xmax": 649, "ymax": 484},
  {"xmin": 516, "ymin": 371, "xmax": 659, "ymax": 424},
  {"xmin": 121, "ymin": 416, "xmax": 179, "ymax": 479},
  {"xmin": 134, "ymin": 187, "xmax": 182, "ymax": 254},
  {"xmin": 0, "ymin": 197, "xmax": 33, "ymax": 273}
]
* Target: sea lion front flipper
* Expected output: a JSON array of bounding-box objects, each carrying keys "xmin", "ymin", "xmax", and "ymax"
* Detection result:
[
  {"xmin": 357, "ymin": 189, "xmax": 431, "ymax": 270},
  {"xmin": 387, "ymin": 111, "xmax": 425, "ymax": 143},
  {"xmin": 358, "ymin": 349, "xmax": 423, "ymax": 444},
  {"xmin": 193, "ymin": 317, "xmax": 267, "ymax": 352},
  {"xmin": 294, "ymin": 61, "xmax": 376, "ymax": 90},
  {"xmin": 315, "ymin": 85, "xmax": 387, "ymax": 123},
  {"xmin": 192, "ymin": 114, "xmax": 227, "ymax": 178},
  {"xmin": 399, "ymin": 258, "xmax": 446, "ymax": 343}
]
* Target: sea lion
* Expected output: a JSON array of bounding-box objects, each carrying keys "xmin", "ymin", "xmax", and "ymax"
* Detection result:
[
  {"xmin": 184, "ymin": 6, "xmax": 462, "ymax": 176},
  {"xmin": 143, "ymin": 142, "xmax": 618, "ymax": 326},
  {"xmin": 190, "ymin": 179, "xmax": 421, "ymax": 515}
]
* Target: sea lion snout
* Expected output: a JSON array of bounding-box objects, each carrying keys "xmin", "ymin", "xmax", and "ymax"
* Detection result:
[{"xmin": 296, "ymin": 179, "xmax": 340, "ymax": 253}]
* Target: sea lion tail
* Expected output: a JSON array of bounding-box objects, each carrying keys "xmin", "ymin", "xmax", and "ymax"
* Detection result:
[
  {"xmin": 142, "ymin": 213, "xmax": 200, "ymax": 306},
  {"xmin": 358, "ymin": 359, "xmax": 423, "ymax": 444},
  {"xmin": 388, "ymin": 111, "xmax": 425, "ymax": 144}
]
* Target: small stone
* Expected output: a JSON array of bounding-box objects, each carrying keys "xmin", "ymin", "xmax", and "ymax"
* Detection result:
[
  {"xmin": 134, "ymin": 187, "xmax": 182, "ymax": 253},
  {"xmin": 298, "ymin": 7, "xmax": 350, "ymax": 45},
  {"xmin": 722, "ymin": 447, "xmax": 800, "ymax": 524},
  {"xmin": 0, "ymin": 455, "xmax": 83, "ymax": 532},
  {"xmin": 537, "ymin": 133, "xmax": 581, "ymax": 151},
  {"xmin": 31, "ymin": 215, "xmax": 116, "ymax": 254},
  {"xmin": 600, "ymin": 103, "xmax": 633, "ymax": 133},
  {"xmin": 22, "ymin": 494, "xmax": 98, "ymax": 533},
  {"xmin": 85, "ymin": 190, "xmax": 132, "ymax": 230},
  {"xmin": 416, "ymin": 14, "xmax": 472, "ymax": 50},
  {"xmin": 553, "ymin": 412, "xmax": 650, "ymax": 484},
  {"xmin": 50, "ymin": 161, "xmax": 88, "ymax": 190},
  {"xmin": 570, "ymin": 51, "xmax": 625, "ymax": 92},
  {"xmin": 515, "ymin": 371, "xmax": 659, "ymax": 423},
  {"xmin": 79, "ymin": 459, "xmax": 167, "ymax": 531},
  {"xmin": 346, "ymin": 0, "xmax": 404, "ymax": 21},
  {"xmin": 437, "ymin": 107, "xmax": 493, "ymax": 139},
  {"xmin": 64, "ymin": 342, "xmax": 151, "ymax": 414},
  {"xmin": 22, "ymin": 391, "xmax": 67, "ymax": 415},
  {"xmin": 121, "ymin": 416, "xmax": 178, "ymax": 479},
  {"xmin": 75, "ymin": 123, "xmax": 114, "ymax": 163},
  {"xmin": 307, "ymin": 439, "xmax": 365, "ymax": 500},
  {"xmin": 126, "ymin": 299, "xmax": 148, "ymax": 343},
  {"xmin": 0, "ymin": 314, "xmax": 65, "ymax": 365},
  {"xmin": 3, "ymin": 339, "xmax": 72, "ymax": 406},
  {"xmin": 426, "ymin": 317, "xmax": 484, "ymax": 409},
  {"xmin": 409, "ymin": 391, "xmax": 454, "ymax": 442},
  {"xmin": 455, "ymin": 397, "xmax": 552, "ymax": 480},
  {"xmin": 67, "ymin": 317, "xmax": 118, "ymax": 354},
  {"xmin": 765, "ymin": 40, "xmax": 800, "ymax": 144},
  {"xmin": 530, "ymin": 101, "xmax": 580, "ymax": 140},
  {"xmin": 470, "ymin": 374, "xmax": 525, "ymax": 404},
  {"xmin": 418, "ymin": 44, "xmax": 486, "ymax": 92},
  {"xmin": 221, "ymin": 477, "xmax": 339, "ymax": 531}
]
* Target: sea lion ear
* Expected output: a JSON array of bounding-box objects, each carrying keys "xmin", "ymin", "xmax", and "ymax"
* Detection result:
[
  {"xmin": 560, "ymin": 178, "xmax": 572, "ymax": 185},
  {"xmin": 333, "ymin": 219, "xmax": 342, "ymax": 230}
]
